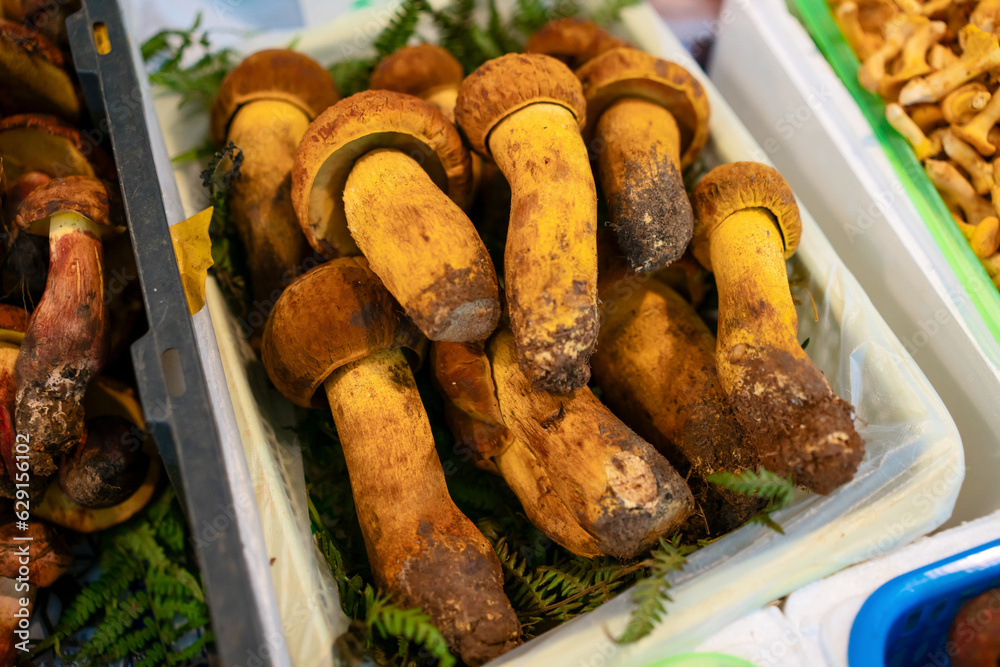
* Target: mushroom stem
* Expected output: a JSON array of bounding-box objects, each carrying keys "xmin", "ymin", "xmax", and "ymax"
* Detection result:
[
  {"xmin": 591, "ymin": 269, "xmax": 760, "ymax": 527},
  {"xmin": 323, "ymin": 347, "xmax": 518, "ymax": 665},
  {"xmin": 710, "ymin": 208, "xmax": 861, "ymax": 494},
  {"xmin": 343, "ymin": 148, "xmax": 500, "ymax": 342},
  {"xmin": 17, "ymin": 210, "xmax": 105, "ymax": 478},
  {"xmin": 594, "ymin": 97, "xmax": 693, "ymax": 272},
  {"xmin": 423, "ymin": 86, "xmax": 458, "ymax": 120},
  {"xmin": 226, "ymin": 99, "xmax": 312, "ymax": 316},
  {"xmin": 489, "ymin": 103, "xmax": 598, "ymax": 393},
  {"xmin": 488, "ymin": 329, "xmax": 693, "ymax": 558}
]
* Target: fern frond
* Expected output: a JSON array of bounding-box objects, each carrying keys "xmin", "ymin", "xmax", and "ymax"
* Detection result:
[
  {"xmin": 614, "ymin": 538, "xmax": 695, "ymax": 645},
  {"xmin": 368, "ymin": 599, "xmax": 456, "ymax": 667},
  {"xmin": 374, "ymin": 0, "xmax": 427, "ymax": 57},
  {"xmin": 706, "ymin": 468, "xmax": 795, "ymax": 508}
]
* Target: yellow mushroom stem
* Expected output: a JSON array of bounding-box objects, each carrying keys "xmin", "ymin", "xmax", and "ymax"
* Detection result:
[
  {"xmin": 925, "ymin": 159, "xmax": 995, "ymax": 224},
  {"xmin": 488, "ymin": 330, "xmax": 693, "ymax": 557},
  {"xmin": 908, "ymin": 103, "xmax": 946, "ymax": 133},
  {"xmin": 941, "ymin": 83, "xmax": 990, "ymax": 125},
  {"xmin": 323, "ymin": 347, "xmax": 517, "ymax": 663},
  {"xmin": 711, "ymin": 208, "xmax": 862, "ymax": 494},
  {"xmin": 929, "ymin": 43, "xmax": 959, "ymax": 69},
  {"xmin": 489, "ymin": 103, "xmax": 598, "ymax": 393},
  {"xmin": 899, "ymin": 26, "xmax": 1000, "ymax": 105},
  {"xmin": 343, "ymin": 148, "xmax": 499, "ymax": 342},
  {"xmin": 594, "ymin": 97, "xmax": 692, "ymax": 272},
  {"xmin": 423, "ymin": 85, "xmax": 459, "ymax": 121},
  {"xmin": 859, "ymin": 23, "xmax": 909, "ymax": 92},
  {"xmin": 879, "ymin": 20, "xmax": 945, "ymax": 99},
  {"xmin": 886, "ymin": 102, "xmax": 941, "ymax": 160},
  {"xmin": 952, "ymin": 82, "xmax": 1000, "ymax": 155},
  {"xmin": 836, "ymin": 2, "xmax": 883, "ymax": 60},
  {"xmin": 942, "ymin": 130, "xmax": 995, "ymax": 194},
  {"xmin": 971, "ymin": 216, "xmax": 1000, "ymax": 258},
  {"xmin": 226, "ymin": 99, "xmax": 311, "ymax": 315}
]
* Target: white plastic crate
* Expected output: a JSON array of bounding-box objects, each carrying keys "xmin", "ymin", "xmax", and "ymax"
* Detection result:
[
  {"xmin": 147, "ymin": 3, "xmax": 964, "ymax": 664},
  {"xmin": 709, "ymin": 0, "xmax": 1000, "ymax": 530}
]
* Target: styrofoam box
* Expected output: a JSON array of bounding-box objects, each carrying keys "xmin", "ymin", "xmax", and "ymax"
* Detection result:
[
  {"xmin": 147, "ymin": 2, "xmax": 964, "ymax": 664},
  {"xmin": 709, "ymin": 0, "xmax": 1000, "ymax": 531}
]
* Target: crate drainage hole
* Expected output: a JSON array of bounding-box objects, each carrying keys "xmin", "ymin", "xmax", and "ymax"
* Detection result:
[
  {"xmin": 93, "ymin": 22, "xmax": 110, "ymax": 54},
  {"xmin": 162, "ymin": 348, "xmax": 186, "ymax": 397}
]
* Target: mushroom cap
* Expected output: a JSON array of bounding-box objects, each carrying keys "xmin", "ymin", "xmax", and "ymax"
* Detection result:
[
  {"xmin": 690, "ymin": 162, "xmax": 802, "ymax": 271},
  {"xmin": 0, "ymin": 113, "xmax": 116, "ymax": 181},
  {"xmin": 0, "ymin": 304, "xmax": 28, "ymax": 332},
  {"xmin": 455, "ymin": 53, "xmax": 587, "ymax": 157},
  {"xmin": 262, "ymin": 256, "xmax": 428, "ymax": 409},
  {"xmin": 576, "ymin": 47, "xmax": 709, "ymax": 168},
  {"xmin": 0, "ymin": 520, "xmax": 71, "ymax": 586},
  {"xmin": 292, "ymin": 90, "xmax": 473, "ymax": 258},
  {"xmin": 0, "ymin": 19, "xmax": 79, "ymax": 120},
  {"xmin": 524, "ymin": 18, "xmax": 629, "ymax": 70},
  {"xmin": 210, "ymin": 49, "xmax": 341, "ymax": 145},
  {"xmin": 370, "ymin": 44, "xmax": 465, "ymax": 98},
  {"xmin": 16, "ymin": 175, "xmax": 125, "ymax": 237}
]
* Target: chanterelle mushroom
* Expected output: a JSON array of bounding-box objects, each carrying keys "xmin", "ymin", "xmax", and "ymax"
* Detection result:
[
  {"xmin": 577, "ymin": 47, "xmax": 710, "ymax": 272},
  {"xmin": 433, "ymin": 331, "xmax": 695, "ymax": 558},
  {"xmin": 523, "ymin": 18, "xmax": 629, "ymax": 69},
  {"xmin": 210, "ymin": 50, "xmax": 339, "ymax": 336},
  {"xmin": 0, "ymin": 20, "xmax": 79, "ymax": 120},
  {"xmin": 690, "ymin": 162, "xmax": 864, "ymax": 494},
  {"xmin": 293, "ymin": 90, "xmax": 500, "ymax": 342},
  {"xmin": 14, "ymin": 176, "xmax": 124, "ymax": 479},
  {"xmin": 591, "ymin": 248, "xmax": 760, "ymax": 529},
  {"xmin": 456, "ymin": 53, "xmax": 598, "ymax": 393},
  {"xmin": 262, "ymin": 257, "xmax": 519, "ymax": 665}
]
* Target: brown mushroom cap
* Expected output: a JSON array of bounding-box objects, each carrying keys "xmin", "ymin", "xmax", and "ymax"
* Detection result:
[
  {"xmin": 0, "ymin": 114, "xmax": 116, "ymax": 181},
  {"xmin": 455, "ymin": 53, "xmax": 587, "ymax": 158},
  {"xmin": 292, "ymin": 90, "xmax": 473, "ymax": 258},
  {"xmin": 524, "ymin": 18, "xmax": 630, "ymax": 70},
  {"xmin": 0, "ymin": 520, "xmax": 71, "ymax": 586},
  {"xmin": 0, "ymin": 304, "xmax": 28, "ymax": 332},
  {"xmin": 16, "ymin": 175, "xmax": 125, "ymax": 237},
  {"xmin": 690, "ymin": 162, "xmax": 802, "ymax": 272},
  {"xmin": 370, "ymin": 44, "xmax": 465, "ymax": 97},
  {"xmin": 576, "ymin": 47, "xmax": 710, "ymax": 168},
  {"xmin": 0, "ymin": 19, "xmax": 79, "ymax": 120},
  {"xmin": 262, "ymin": 256, "xmax": 427, "ymax": 408},
  {"xmin": 210, "ymin": 49, "xmax": 341, "ymax": 145}
]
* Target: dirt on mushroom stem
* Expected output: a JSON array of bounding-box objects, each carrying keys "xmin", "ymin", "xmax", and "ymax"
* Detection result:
[
  {"xmin": 712, "ymin": 209, "xmax": 862, "ymax": 494},
  {"xmin": 489, "ymin": 103, "xmax": 599, "ymax": 393},
  {"xmin": 16, "ymin": 218, "xmax": 106, "ymax": 480}
]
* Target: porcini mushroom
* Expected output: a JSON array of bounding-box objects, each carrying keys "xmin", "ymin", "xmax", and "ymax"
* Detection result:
[
  {"xmin": 262, "ymin": 257, "xmax": 519, "ymax": 665},
  {"xmin": 210, "ymin": 50, "xmax": 339, "ymax": 334},
  {"xmin": 34, "ymin": 376, "xmax": 161, "ymax": 532},
  {"xmin": 899, "ymin": 24, "xmax": 1000, "ymax": 105},
  {"xmin": 431, "ymin": 340, "xmax": 603, "ymax": 557},
  {"xmin": 590, "ymin": 250, "xmax": 760, "ymax": 527},
  {"xmin": 0, "ymin": 306, "xmax": 28, "ymax": 500},
  {"xmin": 523, "ymin": 18, "xmax": 629, "ymax": 70},
  {"xmin": 370, "ymin": 44, "xmax": 464, "ymax": 120},
  {"xmin": 0, "ymin": 519, "xmax": 71, "ymax": 666},
  {"xmin": 433, "ymin": 333, "xmax": 695, "ymax": 558},
  {"xmin": 576, "ymin": 47, "xmax": 710, "ymax": 271},
  {"xmin": 690, "ymin": 162, "xmax": 864, "ymax": 494},
  {"xmin": 14, "ymin": 176, "xmax": 124, "ymax": 478},
  {"xmin": 293, "ymin": 90, "xmax": 500, "ymax": 343},
  {"xmin": 455, "ymin": 54, "xmax": 598, "ymax": 392},
  {"xmin": 0, "ymin": 20, "xmax": 79, "ymax": 120}
]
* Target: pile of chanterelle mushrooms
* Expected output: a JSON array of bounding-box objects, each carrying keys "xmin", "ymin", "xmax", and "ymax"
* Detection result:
[
  {"xmin": 205, "ymin": 16, "xmax": 867, "ymax": 664},
  {"xmin": 833, "ymin": 0, "xmax": 1000, "ymax": 282},
  {"xmin": 0, "ymin": 5, "xmax": 164, "ymax": 663}
]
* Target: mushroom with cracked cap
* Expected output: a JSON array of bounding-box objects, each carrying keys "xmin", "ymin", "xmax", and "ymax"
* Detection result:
[
  {"xmin": 690, "ymin": 162, "xmax": 864, "ymax": 494},
  {"xmin": 455, "ymin": 53, "xmax": 598, "ymax": 392},
  {"xmin": 262, "ymin": 257, "xmax": 519, "ymax": 665},
  {"xmin": 293, "ymin": 90, "xmax": 500, "ymax": 342}
]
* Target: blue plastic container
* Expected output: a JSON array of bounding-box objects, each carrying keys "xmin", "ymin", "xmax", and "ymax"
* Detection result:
[{"xmin": 849, "ymin": 538, "xmax": 1000, "ymax": 666}]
